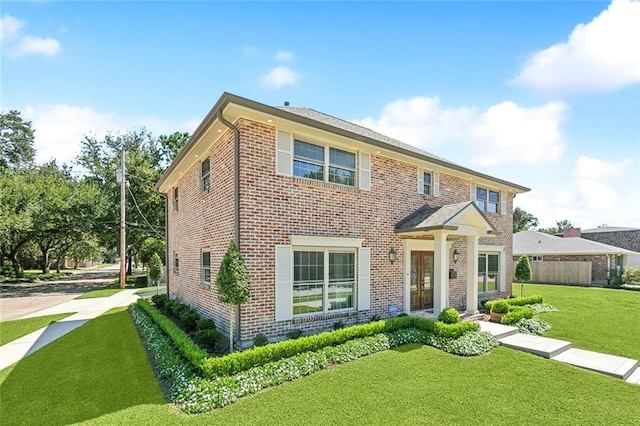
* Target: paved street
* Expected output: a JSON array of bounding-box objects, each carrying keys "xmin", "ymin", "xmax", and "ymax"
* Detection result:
[{"xmin": 0, "ymin": 265, "xmax": 120, "ymax": 321}]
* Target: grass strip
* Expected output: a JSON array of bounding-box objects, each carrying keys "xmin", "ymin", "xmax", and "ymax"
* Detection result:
[
  {"xmin": 0, "ymin": 313, "xmax": 74, "ymax": 345},
  {"xmin": 75, "ymin": 288, "xmax": 123, "ymax": 299}
]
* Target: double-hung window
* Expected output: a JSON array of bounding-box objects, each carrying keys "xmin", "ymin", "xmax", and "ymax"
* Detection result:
[
  {"xmin": 422, "ymin": 171, "xmax": 432, "ymax": 196},
  {"xmin": 173, "ymin": 187, "xmax": 179, "ymax": 211},
  {"xmin": 293, "ymin": 139, "xmax": 356, "ymax": 187},
  {"xmin": 202, "ymin": 251, "xmax": 211, "ymax": 284},
  {"xmin": 201, "ymin": 158, "xmax": 210, "ymax": 192},
  {"xmin": 173, "ymin": 252, "xmax": 179, "ymax": 274},
  {"xmin": 293, "ymin": 249, "xmax": 355, "ymax": 315},
  {"xmin": 476, "ymin": 186, "xmax": 500, "ymax": 213},
  {"xmin": 478, "ymin": 253, "xmax": 499, "ymax": 293}
]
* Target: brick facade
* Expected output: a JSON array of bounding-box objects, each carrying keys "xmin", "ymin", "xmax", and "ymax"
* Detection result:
[{"xmin": 166, "ymin": 115, "xmax": 516, "ymax": 345}]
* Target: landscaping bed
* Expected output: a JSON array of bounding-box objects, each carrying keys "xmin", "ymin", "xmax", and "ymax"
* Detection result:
[{"xmin": 130, "ymin": 299, "xmax": 499, "ymax": 413}]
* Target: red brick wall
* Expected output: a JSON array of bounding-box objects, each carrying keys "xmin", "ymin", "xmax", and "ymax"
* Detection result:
[{"xmin": 166, "ymin": 117, "xmax": 514, "ymax": 344}]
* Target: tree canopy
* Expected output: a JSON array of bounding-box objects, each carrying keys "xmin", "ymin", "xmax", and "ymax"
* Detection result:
[
  {"xmin": 513, "ymin": 207, "xmax": 539, "ymax": 233},
  {"xmin": 539, "ymin": 219, "xmax": 574, "ymax": 235},
  {"xmin": 0, "ymin": 110, "xmax": 35, "ymax": 172}
]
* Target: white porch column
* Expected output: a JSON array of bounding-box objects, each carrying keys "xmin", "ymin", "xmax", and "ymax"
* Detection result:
[
  {"xmin": 466, "ymin": 236, "xmax": 479, "ymax": 314},
  {"xmin": 433, "ymin": 231, "xmax": 449, "ymax": 314}
]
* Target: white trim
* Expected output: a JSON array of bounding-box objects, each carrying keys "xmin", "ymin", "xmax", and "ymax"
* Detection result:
[
  {"xmin": 417, "ymin": 168, "xmax": 424, "ymax": 194},
  {"xmin": 358, "ymin": 247, "xmax": 371, "ymax": 311},
  {"xmin": 275, "ymin": 245, "xmax": 293, "ymax": 321},
  {"xmin": 479, "ymin": 244, "xmax": 505, "ymax": 251},
  {"xmin": 290, "ymin": 235, "xmax": 364, "ymax": 248},
  {"xmin": 433, "ymin": 171, "xmax": 440, "ymax": 197},
  {"xmin": 500, "ymin": 190, "xmax": 507, "ymax": 216},
  {"xmin": 275, "ymin": 129, "xmax": 293, "ymax": 176},
  {"xmin": 359, "ymin": 152, "xmax": 371, "ymax": 190}
]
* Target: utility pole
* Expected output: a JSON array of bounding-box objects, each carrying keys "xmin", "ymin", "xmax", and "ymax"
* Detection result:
[{"xmin": 118, "ymin": 146, "xmax": 126, "ymax": 289}]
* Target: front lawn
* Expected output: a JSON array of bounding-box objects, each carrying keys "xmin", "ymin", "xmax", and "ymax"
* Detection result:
[
  {"xmin": 75, "ymin": 288, "xmax": 123, "ymax": 299},
  {"xmin": 0, "ymin": 313, "xmax": 74, "ymax": 345},
  {"xmin": 2, "ymin": 306, "xmax": 639, "ymax": 425},
  {"xmin": 519, "ymin": 283, "xmax": 640, "ymax": 360}
]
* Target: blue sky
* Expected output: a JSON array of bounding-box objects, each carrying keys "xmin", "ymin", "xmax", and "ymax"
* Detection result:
[{"xmin": 2, "ymin": 1, "xmax": 639, "ymax": 229}]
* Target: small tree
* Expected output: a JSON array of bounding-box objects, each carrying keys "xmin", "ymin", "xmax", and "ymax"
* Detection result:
[
  {"xmin": 148, "ymin": 252, "xmax": 163, "ymax": 292},
  {"xmin": 515, "ymin": 254, "xmax": 532, "ymax": 296},
  {"xmin": 216, "ymin": 241, "xmax": 250, "ymax": 353}
]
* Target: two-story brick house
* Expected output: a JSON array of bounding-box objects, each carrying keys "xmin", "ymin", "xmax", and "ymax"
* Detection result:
[{"xmin": 156, "ymin": 92, "xmax": 530, "ymax": 346}]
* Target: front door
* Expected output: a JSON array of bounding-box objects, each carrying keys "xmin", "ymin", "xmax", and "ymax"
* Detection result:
[{"xmin": 410, "ymin": 251, "xmax": 434, "ymax": 310}]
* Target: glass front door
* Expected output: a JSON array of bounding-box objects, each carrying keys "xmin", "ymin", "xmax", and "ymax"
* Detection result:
[{"xmin": 410, "ymin": 251, "xmax": 434, "ymax": 310}]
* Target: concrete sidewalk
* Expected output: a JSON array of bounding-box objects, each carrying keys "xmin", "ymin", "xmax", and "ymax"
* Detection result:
[
  {"xmin": 479, "ymin": 321, "xmax": 640, "ymax": 385},
  {"xmin": 0, "ymin": 289, "xmax": 139, "ymax": 371}
]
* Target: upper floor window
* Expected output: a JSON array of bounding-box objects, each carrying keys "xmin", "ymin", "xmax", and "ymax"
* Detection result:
[
  {"xmin": 293, "ymin": 139, "xmax": 356, "ymax": 187},
  {"xmin": 422, "ymin": 171, "xmax": 432, "ymax": 196},
  {"xmin": 173, "ymin": 187, "xmax": 179, "ymax": 211},
  {"xmin": 476, "ymin": 186, "xmax": 500, "ymax": 213},
  {"xmin": 201, "ymin": 158, "xmax": 210, "ymax": 192},
  {"xmin": 202, "ymin": 250, "xmax": 211, "ymax": 284}
]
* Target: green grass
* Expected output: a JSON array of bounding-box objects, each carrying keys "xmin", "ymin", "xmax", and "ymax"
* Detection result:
[
  {"xmin": 2, "ymin": 306, "xmax": 640, "ymax": 425},
  {"xmin": 0, "ymin": 308, "xmax": 165, "ymax": 425},
  {"xmin": 0, "ymin": 313, "xmax": 74, "ymax": 345},
  {"xmin": 75, "ymin": 288, "xmax": 123, "ymax": 299},
  {"xmin": 520, "ymin": 283, "xmax": 640, "ymax": 360},
  {"xmin": 136, "ymin": 285, "xmax": 166, "ymax": 294}
]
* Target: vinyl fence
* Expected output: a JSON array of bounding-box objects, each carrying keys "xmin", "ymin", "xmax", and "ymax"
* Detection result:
[{"xmin": 526, "ymin": 261, "xmax": 592, "ymax": 284}]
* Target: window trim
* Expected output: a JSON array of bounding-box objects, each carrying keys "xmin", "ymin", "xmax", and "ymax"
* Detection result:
[
  {"xmin": 201, "ymin": 250, "xmax": 211, "ymax": 285},
  {"xmin": 173, "ymin": 251, "xmax": 179, "ymax": 274},
  {"xmin": 292, "ymin": 138, "xmax": 357, "ymax": 188},
  {"xmin": 201, "ymin": 157, "xmax": 211, "ymax": 193},
  {"xmin": 292, "ymin": 247, "xmax": 357, "ymax": 317},
  {"xmin": 422, "ymin": 171, "xmax": 432, "ymax": 196},
  {"xmin": 475, "ymin": 185, "xmax": 500, "ymax": 214},
  {"xmin": 478, "ymin": 251, "xmax": 501, "ymax": 294},
  {"xmin": 532, "ymin": 255, "xmax": 543, "ymax": 262}
]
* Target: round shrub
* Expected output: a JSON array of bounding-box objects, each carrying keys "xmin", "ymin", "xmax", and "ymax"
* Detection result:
[
  {"xmin": 491, "ymin": 300, "xmax": 510, "ymax": 314},
  {"xmin": 179, "ymin": 307, "xmax": 200, "ymax": 331},
  {"xmin": 196, "ymin": 328, "xmax": 218, "ymax": 348},
  {"xmin": 196, "ymin": 318, "xmax": 216, "ymax": 332},
  {"xmin": 151, "ymin": 293, "xmax": 168, "ymax": 309},
  {"xmin": 285, "ymin": 329, "xmax": 304, "ymax": 340},
  {"xmin": 253, "ymin": 333, "xmax": 269, "ymax": 347},
  {"xmin": 333, "ymin": 320, "xmax": 345, "ymax": 330},
  {"xmin": 438, "ymin": 308, "xmax": 460, "ymax": 324}
]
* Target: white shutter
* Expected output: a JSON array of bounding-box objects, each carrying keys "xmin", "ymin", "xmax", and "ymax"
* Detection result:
[
  {"xmin": 500, "ymin": 191, "xmax": 507, "ymax": 216},
  {"xmin": 433, "ymin": 172, "xmax": 440, "ymax": 197},
  {"xmin": 359, "ymin": 152, "xmax": 371, "ymax": 190},
  {"xmin": 470, "ymin": 182, "xmax": 477, "ymax": 202},
  {"xmin": 499, "ymin": 250, "xmax": 506, "ymax": 291},
  {"xmin": 274, "ymin": 245, "xmax": 293, "ymax": 321},
  {"xmin": 275, "ymin": 129, "xmax": 293, "ymax": 176},
  {"xmin": 358, "ymin": 247, "xmax": 371, "ymax": 311},
  {"xmin": 417, "ymin": 168, "xmax": 424, "ymax": 194}
]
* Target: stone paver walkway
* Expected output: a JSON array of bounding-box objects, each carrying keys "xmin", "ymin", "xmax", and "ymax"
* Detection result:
[
  {"xmin": 478, "ymin": 321, "xmax": 640, "ymax": 385},
  {"xmin": 0, "ymin": 289, "xmax": 139, "ymax": 371}
]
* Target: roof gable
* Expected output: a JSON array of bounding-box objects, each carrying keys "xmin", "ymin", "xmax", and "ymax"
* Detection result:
[{"xmin": 396, "ymin": 201, "xmax": 497, "ymax": 235}]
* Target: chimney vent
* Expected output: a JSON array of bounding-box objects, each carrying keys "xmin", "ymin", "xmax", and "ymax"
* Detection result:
[{"xmin": 284, "ymin": 101, "xmax": 290, "ymax": 106}]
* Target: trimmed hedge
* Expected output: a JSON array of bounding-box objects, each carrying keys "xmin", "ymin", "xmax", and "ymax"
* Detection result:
[
  {"xmin": 485, "ymin": 295, "xmax": 543, "ymax": 311},
  {"xmin": 200, "ymin": 316, "xmax": 478, "ymax": 378},
  {"xmin": 137, "ymin": 298, "xmax": 208, "ymax": 371},
  {"xmin": 438, "ymin": 307, "xmax": 460, "ymax": 324},
  {"xmin": 501, "ymin": 306, "xmax": 533, "ymax": 325}
]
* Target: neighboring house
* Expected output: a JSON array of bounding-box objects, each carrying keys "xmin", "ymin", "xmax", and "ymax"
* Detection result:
[
  {"xmin": 156, "ymin": 92, "xmax": 529, "ymax": 346},
  {"xmin": 580, "ymin": 227, "xmax": 640, "ymax": 267},
  {"xmin": 513, "ymin": 230, "xmax": 638, "ymax": 284}
]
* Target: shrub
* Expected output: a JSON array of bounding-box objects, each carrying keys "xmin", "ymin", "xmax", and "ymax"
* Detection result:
[
  {"xmin": 438, "ymin": 308, "xmax": 460, "ymax": 324},
  {"xmin": 622, "ymin": 267, "xmax": 640, "ymax": 285},
  {"xmin": 135, "ymin": 275, "xmax": 148, "ymax": 287},
  {"xmin": 501, "ymin": 306, "xmax": 533, "ymax": 325},
  {"xmin": 151, "ymin": 293, "xmax": 168, "ymax": 309},
  {"xmin": 136, "ymin": 298, "xmax": 207, "ymax": 371},
  {"xmin": 333, "ymin": 320, "xmax": 345, "ymax": 330},
  {"xmin": 196, "ymin": 328, "xmax": 218, "ymax": 348},
  {"xmin": 515, "ymin": 318, "xmax": 551, "ymax": 335},
  {"xmin": 621, "ymin": 284, "xmax": 640, "ymax": 291},
  {"xmin": 178, "ymin": 306, "xmax": 200, "ymax": 332},
  {"xmin": 285, "ymin": 329, "xmax": 304, "ymax": 340},
  {"xmin": 369, "ymin": 314, "xmax": 381, "ymax": 322},
  {"xmin": 490, "ymin": 300, "xmax": 510, "ymax": 314},
  {"xmin": 196, "ymin": 318, "xmax": 216, "ymax": 332},
  {"xmin": 253, "ymin": 333, "xmax": 269, "ymax": 347},
  {"xmin": 485, "ymin": 295, "xmax": 543, "ymax": 311}
]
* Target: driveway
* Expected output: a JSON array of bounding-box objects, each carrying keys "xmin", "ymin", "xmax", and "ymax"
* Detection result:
[{"xmin": 0, "ymin": 265, "xmax": 120, "ymax": 321}]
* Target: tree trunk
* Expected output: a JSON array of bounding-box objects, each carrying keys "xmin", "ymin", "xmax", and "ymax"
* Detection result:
[
  {"xmin": 229, "ymin": 307, "xmax": 234, "ymax": 353},
  {"xmin": 10, "ymin": 253, "xmax": 23, "ymax": 278},
  {"xmin": 41, "ymin": 248, "xmax": 50, "ymax": 274},
  {"xmin": 127, "ymin": 255, "xmax": 132, "ymax": 276}
]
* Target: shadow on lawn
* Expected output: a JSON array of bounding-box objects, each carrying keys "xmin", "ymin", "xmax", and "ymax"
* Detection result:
[
  {"xmin": 391, "ymin": 343, "xmax": 423, "ymax": 353},
  {"xmin": 0, "ymin": 309, "xmax": 166, "ymax": 426}
]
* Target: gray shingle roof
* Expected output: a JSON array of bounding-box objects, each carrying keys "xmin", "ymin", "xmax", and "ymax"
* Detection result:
[
  {"xmin": 396, "ymin": 201, "xmax": 493, "ymax": 231},
  {"xmin": 513, "ymin": 231, "xmax": 639, "ymax": 256},
  {"xmin": 276, "ymin": 106, "xmax": 459, "ymax": 167},
  {"xmin": 581, "ymin": 226, "xmax": 640, "ymax": 233}
]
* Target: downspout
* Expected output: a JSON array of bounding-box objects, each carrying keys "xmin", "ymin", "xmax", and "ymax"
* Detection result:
[
  {"xmin": 161, "ymin": 192, "xmax": 170, "ymax": 296},
  {"xmin": 216, "ymin": 110, "xmax": 241, "ymax": 346}
]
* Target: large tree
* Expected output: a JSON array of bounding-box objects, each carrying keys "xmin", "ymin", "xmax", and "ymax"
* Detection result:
[
  {"xmin": 513, "ymin": 207, "xmax": 539, "ymax": 233},
  {"xmin": 539, "ymin": 219, "xmax": 574, "ymax": 235},
  {"xmin": 0, "ymin": 110, "xmax": 35, "ymax": 172}
]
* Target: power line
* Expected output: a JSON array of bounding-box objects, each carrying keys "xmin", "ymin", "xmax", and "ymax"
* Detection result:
[{"xmin": 127, "ymin": 184, "xmax": 164, "ymax": 238}]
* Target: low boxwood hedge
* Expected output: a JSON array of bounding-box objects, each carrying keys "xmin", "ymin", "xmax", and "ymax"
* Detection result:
[
  {"xmin": 485, "ymin": 295, "xmax": 543, "ymax": 311},
  {"xmin": 137, "ymin": 298, "xmax": 208, "ymax": 371},
  {"xmin": 500, "ymin": 306, "xmax": 533, "ymax": 325}
]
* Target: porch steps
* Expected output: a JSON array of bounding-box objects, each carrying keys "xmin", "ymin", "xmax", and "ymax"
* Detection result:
[
  {"xmin": 460, "ymin": 313, "xmax": 485, "ymax": 322},
  {"xmin": 499, "ymin": 334, "xmax": 572, "ymax": 359},
  {"xmin": 625, "ymin": 366, "xmax": 640, "ymax": 385},
  {"xmin": 476, "ymin": 320, "xmax": 640, "ymax": 386},
  {"xmin": 552, "ymin": 349, "xmax": 638, "ymax": 380}
]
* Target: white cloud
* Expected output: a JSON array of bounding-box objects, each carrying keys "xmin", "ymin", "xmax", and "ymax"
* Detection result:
[
  {"xmin": 22, "ymin": 104, "xmax": 198, "ymax": 166},
  {"xmin": 260, "ymin": 66, "xmax": 299, "ymax": 89},
  {"xmin": 573, "ymin": 155, "xmax": 633, "ymax": 179},
  {"xmin": 511, "ymin": 0, "xmax": 640, "ymax": 93},
  {"xmin": 275, "ymin": 50, "xmax": 294, "ymax": 61},
  {"xmin": 14, "ymin": 36, "xmax": 61, "ymax": 57},
  {"xmin": 0, "ymin": 15, "xmax": 24, "ymax": 41},
  {"xmin": 353, "ymin": 96, "xmax": 566, "ymax": 166}
]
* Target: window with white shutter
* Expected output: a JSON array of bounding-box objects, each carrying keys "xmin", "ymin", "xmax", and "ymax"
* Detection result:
[
  {"xmin": 359, "ymin": 152, "xmax": 371, "ymax": 190},
  {"xmin": 275, "ymin": 245, "xmax": 293, "ymax": 321},
  {"xmin": 275, "ymin": 130, "xmax": 293, "ymax": 176}
]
